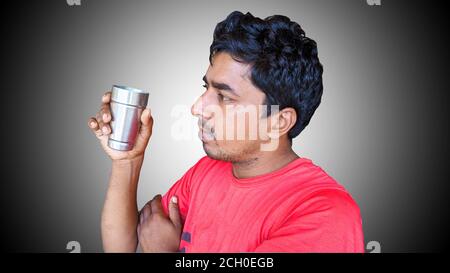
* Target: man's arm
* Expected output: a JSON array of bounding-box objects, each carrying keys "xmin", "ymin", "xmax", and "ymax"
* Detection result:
[
  {"xmin": 101, "ymin": 156, "xmax": 143, "ymax": 252},
  {"xmin": 88, "ymin": 91, "xmax": 153, "ymax": 252},
  {"xmin": 137, "ymin": 194, "xmax": 183, "ymax": 252},
  {"xmin": 89, "ymin": 91, "xmax": 185, "ymax": 252}
]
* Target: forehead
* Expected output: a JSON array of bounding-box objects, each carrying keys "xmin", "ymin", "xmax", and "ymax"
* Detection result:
[{"xmin": 206, "ymin": 52, "xmax": 253, "ymax": 92}]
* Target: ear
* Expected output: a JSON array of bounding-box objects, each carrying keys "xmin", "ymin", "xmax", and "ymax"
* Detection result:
[{"xmin": 268, "ymin": 107, "xmax": 297, "ymax": 139}]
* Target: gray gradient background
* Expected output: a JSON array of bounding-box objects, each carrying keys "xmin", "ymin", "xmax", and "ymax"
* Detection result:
[{"xmin": 1, "ymin": 0, "xmax": 449, "ymax": 252}]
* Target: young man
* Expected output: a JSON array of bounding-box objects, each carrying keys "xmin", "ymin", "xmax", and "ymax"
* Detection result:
[{"xmin": 88, "ymin": 11, "xmax": 364, "ymax": 253}]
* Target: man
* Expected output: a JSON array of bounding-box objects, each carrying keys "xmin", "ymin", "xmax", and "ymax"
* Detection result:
[{"xmin": 88, "ymin": 11, "xmax": 364, "ymax": 253}]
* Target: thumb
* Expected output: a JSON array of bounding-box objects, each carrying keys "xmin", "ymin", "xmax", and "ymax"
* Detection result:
[
  {"xmin": 140, "ymin": 108, "xmax": 153, "ymax": 136},
  {"xmin": 135, "ymin": 108, "xmax": 153, "ymax": 147},
  {"xmin": 169, "ymin": 195, "xmax": 182, "ymax": 230}
]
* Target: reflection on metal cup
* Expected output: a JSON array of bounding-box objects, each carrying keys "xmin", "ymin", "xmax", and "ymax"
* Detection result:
[{"xmin": 107, "ymin": 85, "xmax": 149, "ymax": 151}]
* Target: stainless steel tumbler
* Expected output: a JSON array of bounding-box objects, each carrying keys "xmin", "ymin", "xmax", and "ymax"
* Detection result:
[{"xmin": 108, "ymin": 85, "xmax": 149, "ymax": 151}]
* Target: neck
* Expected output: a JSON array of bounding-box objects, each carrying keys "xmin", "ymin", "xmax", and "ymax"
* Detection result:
[{"xmin": 231, "ymin": 141, "xmax": 299, "ymax": 179}]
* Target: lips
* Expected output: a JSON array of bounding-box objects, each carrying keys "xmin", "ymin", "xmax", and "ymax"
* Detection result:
[
  {"xmin": 198, "ymin": 126, "xmax": 215, "ymax": 142},
  {"xmin": 197, "ymin": 119, "xmax": 215, "ymax": 141}
]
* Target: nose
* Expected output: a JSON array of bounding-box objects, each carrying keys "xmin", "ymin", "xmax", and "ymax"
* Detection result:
[
  {"xmin": 191, "ymin": 95, "xmax": 202, "ymax": 117},
  {"xmin": 191, "ymin": 91, "xmax": 214, "ymax": 119}
]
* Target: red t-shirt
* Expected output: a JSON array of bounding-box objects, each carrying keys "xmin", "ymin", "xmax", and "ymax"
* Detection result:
[{"xmin": 162, "ymin": 156, "xmax": 364, "ymax": 253}]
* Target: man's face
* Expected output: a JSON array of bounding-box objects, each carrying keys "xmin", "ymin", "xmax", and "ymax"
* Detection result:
[{"xmin": 191, "ymin": 52, "xmax": 275, "ymax": 162}]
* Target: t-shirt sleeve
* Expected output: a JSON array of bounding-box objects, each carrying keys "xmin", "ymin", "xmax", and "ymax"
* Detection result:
[
  {"xmin": 254, "ymin": 189, "xmax": 365, "ymax": 253},
  {"xmin": 161, "ymin": 158, "xmax": 206, "ymax": 224}
]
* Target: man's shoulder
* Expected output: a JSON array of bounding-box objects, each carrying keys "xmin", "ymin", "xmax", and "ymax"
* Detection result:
[
  {"xmin": 283, "ymin": 157, "xmax": 342, "ymax": 190},
  {"xmin": 288, "ymin": 159, "xmax": 361, "ymax": 217},
  {"xmin": 278, "ymin": 158, "xmax": 360, "ymax": 208}
]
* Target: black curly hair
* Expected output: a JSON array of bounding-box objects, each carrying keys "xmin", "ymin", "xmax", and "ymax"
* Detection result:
[{"xmin": 210, "ymin": 11, "xmax": 323, "ymax": 139}]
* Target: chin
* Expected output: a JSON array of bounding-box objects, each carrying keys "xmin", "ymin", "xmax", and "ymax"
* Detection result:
[
  {"xmin": 203, "ymin": 143, "xmax": 229, "ymax": 162},
  {"xmin": 203, "ymin": 143, "xmax": 219, "ymax": 159},
  {"xmin": 203, "ymin": 143, "xmax": 244, "ymax": 163}
]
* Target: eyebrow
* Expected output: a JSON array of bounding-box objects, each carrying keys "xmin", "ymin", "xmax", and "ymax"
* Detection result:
[{"xmin": 203, "ymin": 75, "xmax": 240, "ymax": 97}]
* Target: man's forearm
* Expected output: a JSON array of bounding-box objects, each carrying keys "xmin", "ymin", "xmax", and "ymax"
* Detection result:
[{"xmin": 101, "ymin": 156, "xmax": 143, "ymax": 252}]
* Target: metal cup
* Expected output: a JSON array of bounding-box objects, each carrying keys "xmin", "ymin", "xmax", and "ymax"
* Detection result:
[{"xmin": 108, "ymin": 85, "xmax": 149, "ymax": 151}]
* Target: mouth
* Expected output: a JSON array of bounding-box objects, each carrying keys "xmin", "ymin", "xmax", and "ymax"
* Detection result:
[
  {"xmin": 198, "ymin": 126, "xmax": 215, "ymax": 142},
  {"xmin": 197, "ymin": 119, "xmax": 215, "ymax": 142}
]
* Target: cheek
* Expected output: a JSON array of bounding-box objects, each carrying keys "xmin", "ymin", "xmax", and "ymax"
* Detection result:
[{"xmin": 215, "ymin": 108, "xmax": 266, "ymax": 141}]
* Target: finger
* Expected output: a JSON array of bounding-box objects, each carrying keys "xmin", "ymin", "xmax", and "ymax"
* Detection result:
[
  {"xmin": 141, "ymin": 203, "xmax": 151, "ymax": 223},
  {"xmin": 168, "ymin": 195, "xmax": 182, "ymax": 230},
  {"xmin": 88, "ymin": 117, "xmax": 104, "ymax": 138},
  {"xmin": 150, "ymin": 194, "xmax": 163, "ymax": 215},
  {"xmin": 102, "ymin": 91, "xmax": 111, "ymax": 104},
  {"xmin": 95, "ymin": 111, "xmax": 110, "ymax": 135},
  {"xmin": 88, "ymin": 117, "xmax": 99, "ymax": 131},
  {"xmin": 100, "ymin": 103, "xmax": 112, "ymax": 123}
]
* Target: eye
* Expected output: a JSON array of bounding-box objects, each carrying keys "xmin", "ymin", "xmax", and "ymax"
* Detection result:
[
  {"xmin": 218, "ymin": 93, "xmax": 233, "ymax": 102},
  {"xmin": 202, "ymin": 84, "xmax": 208, "ymax": 89}
]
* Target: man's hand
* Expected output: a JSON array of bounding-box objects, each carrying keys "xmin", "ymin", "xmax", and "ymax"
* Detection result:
[
  {"xmin": 88, "ymin": 91, "xmax": 154, "ymax": 162},
  {"xmin": 138, "ymin": 194, "xmax": 183, "ymax": 252}
]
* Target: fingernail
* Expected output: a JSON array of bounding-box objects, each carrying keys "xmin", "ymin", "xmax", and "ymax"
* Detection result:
[
  {"xmin": 90, "ymin": 121, "xmax": 96, "ymax": 128},
  {"xmin": 171, "ymin": 196, "xmax": 178, "ymax": 204},
  {"xmin": 103, "ymin": 113, "xmax": 108, "ymax": 121},
  {"xmin": 102, "ymin": 126, "xmax": 108, "ymax": 134}
]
